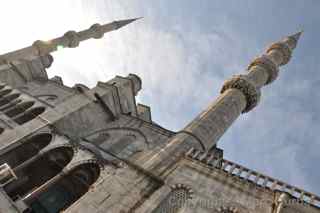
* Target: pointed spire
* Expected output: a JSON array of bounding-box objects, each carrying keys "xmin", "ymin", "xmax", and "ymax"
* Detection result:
[
  {"xmin": 112, "ymin": 17, "xmax": 143, "ymax": 30},
  {"xmin": 0, "ymin": 18, "xmax": 142, "ymax": 63},
  {"xmin": 281, "ymin": 30, "xmax": 303, "ymax": 51},
  {"xmin": 289, "ymin": 30, "xmax": 303, "ymax": 43}
]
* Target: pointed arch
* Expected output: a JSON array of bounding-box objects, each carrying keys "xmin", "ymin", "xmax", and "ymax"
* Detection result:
[
  {"xmin": 5, "ymin": 101, "xmax": 35, "ymax": 117},
  {"xmin": 0, "ymin": 89, "xmax": 12, "ymax": 97},
  {"xmin": 14, "ymin": 106, "xmax": 46, "ymax": 125},
  {"xmin": 4, "ymin": 146, "xmax": 74, "ymax": 199},
  {"xmin": 0, "ymin": 133, "xmax": 52, "ymax": 168},
  {"xmin": 25, "ymin": 162, "xmax": 101, "ymax": 213},
  {"xmin": 0, "ymin": 93, "xmax": 20, "ymax": 107},
  {"xmin": 0, "ymin": 99, "xmax": 22, "ymax": 111},
  {"xmin": 84, "ymin": 127, "xmax": 149, "ymax": 160}
]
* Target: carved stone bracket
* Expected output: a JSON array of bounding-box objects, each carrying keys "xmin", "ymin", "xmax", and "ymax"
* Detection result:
[
  {"xmin": 221, "ymin": 75, "xmax": 261, "ymax": 113},
  {"xmin": 266, "ymin": 42, "xmax": 292, "ymax": 65},
  {"xmin": 247, "ymin": 54, "xmax": 279, "ymax": 85}
]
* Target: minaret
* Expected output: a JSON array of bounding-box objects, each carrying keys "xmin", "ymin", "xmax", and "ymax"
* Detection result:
[
  {"xmin": 182, "ymin": 31, "xmax": 303, "ymax": 150},
  {"xmin": 143, "ymin": 32, "xmax": 302, "ymax": 172},
  {"xmin": 0, "ymin": 18, "xmax": 141, "ymax": 63}
]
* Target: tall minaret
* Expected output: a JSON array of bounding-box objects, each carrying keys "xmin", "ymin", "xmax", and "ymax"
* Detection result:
[
  {"xmin": 0, "ymin": 18, "xmax": 141, "ymax": 63},
  {"xmin": 143, "ymin": 32, "xmax": 302, "ymax": 172},
  {"xmin": 182, "ymin": 31, "xmax": 303, "ymax": 150}
]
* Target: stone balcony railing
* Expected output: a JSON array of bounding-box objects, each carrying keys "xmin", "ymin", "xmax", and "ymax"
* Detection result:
[{"xmin": 185, "ymin": 147, "xmax": 320, "ymax": 208}]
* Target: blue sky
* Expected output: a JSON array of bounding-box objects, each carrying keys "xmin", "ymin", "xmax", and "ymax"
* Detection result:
[{"xmin": 0, "ymin": 1, "xmax": 319, "ymax": 195}]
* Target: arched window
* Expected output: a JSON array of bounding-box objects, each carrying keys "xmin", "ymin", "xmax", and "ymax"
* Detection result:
[
  {"xmin": 0, "ymin": 99, "xmax": 22, "ymax": 111},
  {"xmin": 0, "ymin": 89, "xmax": 12, "ymax": 97},
  {"xmin": 5, "ymin": 101, "xmax": 35, "ymax": 117},
  {"xmin": 152, "ymin": 184, "xmax": 193, "ymax": 213},
  {"xmin": 13, "ymin": 107, "xmax": 46, "ymax": 125},
  {"xmin": 0, "ymin": 84, "xmax": 6, "ymax": 90},
  {"xmin": 0, "ymin": 133, "xmax": 52, "ymax": 169},
  {"xmin": 0, "ymin": 93, "xmax": 20, "ymax": 107},
  {"xmin": 25, "ymin": 162, "xmax": 101, "ymax": 213},
  {"xmin": 4, "ymin": 146, "xmax": 74, "ymax": 200}
]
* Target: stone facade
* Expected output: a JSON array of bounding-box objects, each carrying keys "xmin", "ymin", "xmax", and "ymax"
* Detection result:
[{"xmin": 0, "ymin": 19, "xmax": 318, "ymax": 213}]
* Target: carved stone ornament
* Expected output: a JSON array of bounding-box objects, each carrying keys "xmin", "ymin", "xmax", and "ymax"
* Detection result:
[
  {"xmin": 170, "ymin": 184, "xmax": 194, "ymax": 199},
  {"xmin": 266, "ymin": 41, "xmax": 292, "ymax": 65},
  {"xmin": 90, "ymin": 23, "xmax": 104, "ymax": 39},
  {"xmin": 217, "ymin": 206, "xmax": 239, "ymax": 213},
  {"xmin": 63, "ymin": 31, "xmax": 80, "ymax": 48},
  {"xmin": 247, "ymin": 54, "xmax": 279, "ymax": 85},
  {"xmin": 221, "ymin": 75, "xmax": 261, "ymax": 113}
]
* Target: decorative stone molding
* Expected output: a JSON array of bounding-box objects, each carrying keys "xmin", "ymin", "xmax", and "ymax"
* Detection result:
[
  {"xmin": 63, "ymin": 31, "xmax": 80, "ymax": 48},
  {"xmin": 90, "ymin": 23, "xmax": 104, "ymax": 39},
  {"xmin": 185, "ymin": 147, "xmax": 320, "ymax": 208},
  {"xmin": 247, "ymin": 54, "xmax": 279, "ymax": 85},
  {"xmin": 266, "ymin": 42, "xmax": 292, "ymax": 65},
  {"xmin": 64, "ymin": 158, "xmax": 104, "ymax": 174},
  {"xmin": 185, "ymin": 147, "xmax": 223, "ymax": 168},
  {"xmin": 221, "ymin": 75, "xmax": 261, "ymax": 113},
  {"xmin": 85, "ymin": 127, "xmax": 149, "ymax": 146},
  {"xmin": 170, "ymin": 184, "xmax": 194, "ymax": 199},
  {"xmin": 217, "ymin": 206, "xmax": 239, "ymax": 213}
]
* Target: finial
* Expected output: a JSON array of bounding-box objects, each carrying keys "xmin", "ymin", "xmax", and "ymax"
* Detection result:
[
  {"xmin": 113, "ymin": 17, "xmax": 143, "ymax": 30},
  {"xmin": 289, "ymin": 30, "xmax": 303, "ymax": 43}
]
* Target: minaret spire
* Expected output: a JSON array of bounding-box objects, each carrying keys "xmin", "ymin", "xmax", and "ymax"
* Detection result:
[
  {"xmin": 181, "ymin": 31, "xmax": 303, "ymax": 150},
  {"xmin": 0, "ymin": 18, "xmax": 141, "ymax": 63},
  {"xmin": 291, "ymin": 31, "xmax": 303, "ymax": 41},
  {"xmin": 113, "ymin": 17, "xmax": 143, "ymax": 30},
  {"xmin": 142, "ymin": 31, "xmax": 302, "ymax": 173}
]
